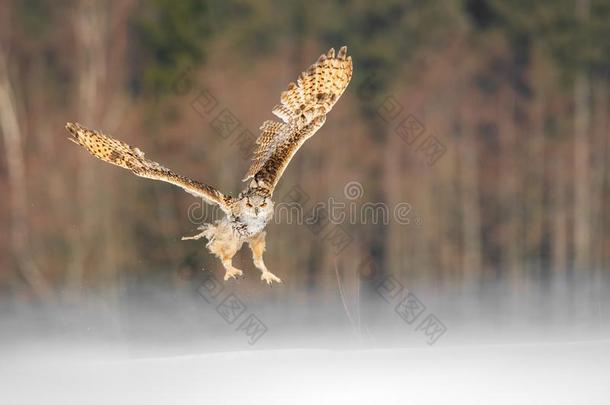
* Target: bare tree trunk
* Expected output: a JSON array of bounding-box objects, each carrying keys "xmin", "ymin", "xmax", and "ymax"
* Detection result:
[
  {"xmin": 66, "ymin": 0, "xmax": 108, "ymax": 298},
  {"xmin": 460, "ymin": 121, "xmax": 482, "ymax": 280},
  {"xmin": 500, "ymin": 88, "xmax": 522, "ymax": 282},
  {"xmin": 598, "ymin": 79, "xmax": 610, "ymax": 269},
  {"xmin": 573, "ymin": 0, "xmax": 592, "ymax": 272},
  {"xmin": 527, "ymin": 86, "xmax": 546, "ymax": 276},
  {"xmin": 573, "ymin": 73, "xmax": 591, "ymax": 272},
  {"xmin": 0, "ymin": 48, "xmax": 54, "ymax": 301},
  {"xmin": 590, "ymin": 78, "xmax": 608, "ymax": 272},
  {"xmin": 551, "ymin": 147, "xmax": 569, "ymax": 274}
]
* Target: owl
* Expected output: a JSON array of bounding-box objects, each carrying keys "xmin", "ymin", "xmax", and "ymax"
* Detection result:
[{"xmin": 65, "ymin": 46, "xmax": 353, "ymax": 284}]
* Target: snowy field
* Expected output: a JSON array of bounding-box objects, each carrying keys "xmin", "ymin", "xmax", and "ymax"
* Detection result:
[
  {"xmin": 2, "ymin": 274, "xmax": 609, "ymax": 404},
  {"xmin": 2, "ymin": 339, "xmax": 610, "ymax": 404}
]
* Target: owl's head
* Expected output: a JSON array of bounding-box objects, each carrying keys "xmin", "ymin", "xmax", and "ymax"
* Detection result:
[
  {"xmin": 235, "ymin": 190, "xmax": 273, "ymax": 219},
  {"xmin": 245, "ymin": 193, "xmax": 271, "ymax": 215}
]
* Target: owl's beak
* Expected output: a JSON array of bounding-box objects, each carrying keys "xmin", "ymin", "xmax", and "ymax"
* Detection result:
[{"xmin": 255, "ymin": 207, "xmax": 259, "ymax": 215}]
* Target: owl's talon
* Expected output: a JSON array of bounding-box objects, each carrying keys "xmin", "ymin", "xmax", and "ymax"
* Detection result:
[
  {"xmin": 261, "ymin": 271, "xmax": 281, "ymax": 285},
  {"xmin": 224, "ymin": 268, "xmax": 243, "ymax": 281}
]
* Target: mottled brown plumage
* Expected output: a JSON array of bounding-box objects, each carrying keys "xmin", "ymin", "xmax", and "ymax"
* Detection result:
[
  {"xmin": 65, "ymin": 46, "xmax": 352, "ymax": 285},
  {"xmin": 244, "ymin": 45, "xmax": 353, "ymax": 185},
  {"xmin": 66, "ymin": 123, "xmax": 232, "ymax": 212},
  {"xmin": 254, "ymin": 115, "xmax": 326, "ymax": 190}
]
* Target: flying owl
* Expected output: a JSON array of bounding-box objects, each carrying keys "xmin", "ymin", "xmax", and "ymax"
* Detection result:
[{"xmin": 65, "ymin": 46, "xmax": 353, "ymax": 285}]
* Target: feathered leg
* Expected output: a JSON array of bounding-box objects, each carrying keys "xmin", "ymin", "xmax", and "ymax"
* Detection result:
[
  {"xmin": 182, "ymin": 222, "xmax": 243, "ymax": 281},
  {"xmin": 220, "ymin": 255, "xmax": 243, "ymax": 281},
  {"xmin": 248, "ymin": 232, "xmax": 281, "ymax": 285}
]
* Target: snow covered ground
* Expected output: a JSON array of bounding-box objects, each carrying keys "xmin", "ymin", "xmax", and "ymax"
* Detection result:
[
  {"xmin": 2, "ymin": 274, "xmax": 609, "ymax": 404},
  {"xmin": 2, "ymin": 339, "xmax": 610, "ymax": 404}
]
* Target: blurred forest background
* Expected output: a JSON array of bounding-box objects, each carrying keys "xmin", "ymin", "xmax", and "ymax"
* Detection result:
[{"xmin": 0, "ymin": 0, "xmax": 609, "ymax": 323}]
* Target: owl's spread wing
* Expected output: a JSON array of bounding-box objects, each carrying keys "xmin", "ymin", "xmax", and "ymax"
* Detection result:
[
  {"xmin": 243, "ymin": 46, "xmax": 352, "ymax": 191},
  {"xmin": 66, "ymin": 123, "xmax": 232, "ymax": 213}
]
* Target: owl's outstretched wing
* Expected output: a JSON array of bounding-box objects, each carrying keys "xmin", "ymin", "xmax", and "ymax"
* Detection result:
[
  {"xmin": 65, "ymin": 123, "xmax": 233, "ymax": 213},
  {"xmin": 243, "ymin": 46, "xmax": 352, "ymax": 192}
]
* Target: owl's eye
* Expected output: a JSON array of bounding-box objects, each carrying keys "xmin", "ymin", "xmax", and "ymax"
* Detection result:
[
  {"xmin": 260, "ymin": 202, "xmax": 267, "ymax": 208},
  {"xmin": 246, "ymin": 202, "xmax": 253, "ymax": 208}
]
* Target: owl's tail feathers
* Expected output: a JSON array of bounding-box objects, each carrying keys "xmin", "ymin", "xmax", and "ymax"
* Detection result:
[{"xmin": 65, "ymin": 122, "xmax": 166, "ymax": 174}]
